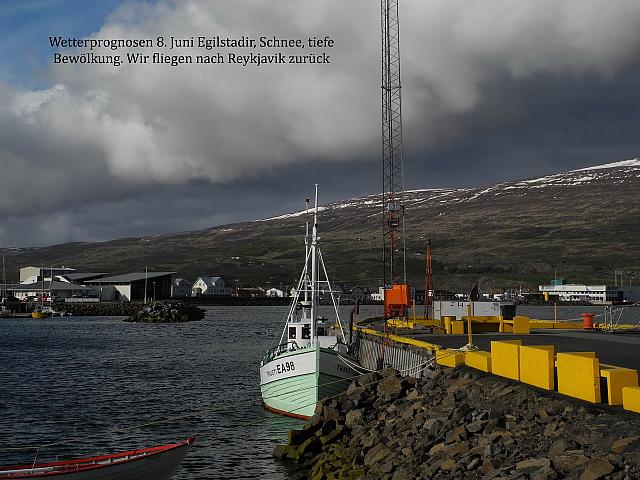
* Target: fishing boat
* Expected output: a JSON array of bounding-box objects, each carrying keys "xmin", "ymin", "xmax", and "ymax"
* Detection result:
[
  {"xmin": 0, "ymin": 437, "xmax": 193, "ymax": 479},
  {"xmin": 259, "ymin": 186, "xmax": 361, "ymax": 419}
]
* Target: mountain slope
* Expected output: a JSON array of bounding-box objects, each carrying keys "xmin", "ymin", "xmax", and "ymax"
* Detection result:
[{"xmin": 3, "ymin": 159, "xmax": 639, "ymax": 290}]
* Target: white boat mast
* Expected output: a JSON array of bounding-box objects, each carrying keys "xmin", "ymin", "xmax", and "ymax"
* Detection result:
[
  {"xmin": 310, "ymin": 184, "xmax": 319, "ymax": 342},
  {"xmin": 49, "ymin": 266, "xmax": 54, "ymax": 307},
  {"xmin": 304, "ymin": 198, "xmax": 310, "ymax": 314},
  {"xmin": 1, "ymin": 254, "xmax": 5, "ymax": 301}
]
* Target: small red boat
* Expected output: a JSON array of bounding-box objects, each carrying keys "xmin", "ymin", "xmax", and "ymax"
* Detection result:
[{"xmin": 0, "ymin": 437, "xmax": 193, "ymax": 479}]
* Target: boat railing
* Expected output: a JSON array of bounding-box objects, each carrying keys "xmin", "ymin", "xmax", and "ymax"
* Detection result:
[
  {"xmin": 329, "ymin": 339, "xmax": 358, "ymax": 358},
  {"xmin": 261, "ymin": 341, "xmax": 304, "ymax": 365}
]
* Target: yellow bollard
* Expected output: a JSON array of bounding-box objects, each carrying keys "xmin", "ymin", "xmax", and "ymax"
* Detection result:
[{"xmin": 444, "ymin": 316, "xmax": 454, "ymax": 334}]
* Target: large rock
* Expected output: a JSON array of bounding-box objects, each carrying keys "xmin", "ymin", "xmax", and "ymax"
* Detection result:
[
  {"xmin": 579, "ymin": 458, "xmax": 615, "ymax": 480},
  {"xmin": 345, "ymin": 409, "xmax": 364, "ymax": 429},
  {"xmin": 553, "ymin": 451, "xmax": 589, "ymax": 472},
  {"xmin": 377, "ymin": 376, "xmax": 402, "ymax": 403},
  {"xmin": 364, "ymin": 442, "xmax": 389, "ymax": 467},
  {"xmin": 548, "ymin": 438, "xmax": 571, "ymax": 460},
  {"xmin": 516, "ymin": 458, "xmax": 551, "ymax": 474},
  {"xmin": 611, "ymin": 436, "xmax": 639, "ymax": 454}
]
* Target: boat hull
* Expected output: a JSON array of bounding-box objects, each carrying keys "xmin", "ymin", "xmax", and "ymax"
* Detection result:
[
  {"xmin": 260, "ymin": 344, "xmax": 357, "ymax": 419},
  {"xmin": 0, "ymin": 438, "xmax": 192, "ymax": 480}
]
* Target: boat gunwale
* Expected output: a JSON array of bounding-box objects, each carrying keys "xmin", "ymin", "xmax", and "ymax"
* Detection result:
[{"xmin": 0, "ymin": 438, "xmax": 194, "ymax": 478}]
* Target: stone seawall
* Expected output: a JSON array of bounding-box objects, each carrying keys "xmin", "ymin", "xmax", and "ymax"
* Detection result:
[{"xmin": 275, "ymin": 366, "xmax": 640, "ymax": 479}]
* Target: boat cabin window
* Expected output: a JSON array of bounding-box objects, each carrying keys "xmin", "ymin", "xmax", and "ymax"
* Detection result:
[
  {"xmin": 302, "ymin": 325, "xmax": 311, "ymax": 339},
  {"xmin": 289, "ymin": 327, "xmax": 296, "ymax": 339},
  {"xmin": 317, "ymin": 326, "xmax": 326, "ymax": 336}
]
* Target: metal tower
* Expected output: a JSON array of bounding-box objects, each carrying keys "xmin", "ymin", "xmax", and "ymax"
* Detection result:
[
  {"xmin": 381, "ymin": 0, "xmax": 406, "ymax": 288},
  {"xmin": 423, "ymin": 239, "xmax": 433, "ymax": 319}
]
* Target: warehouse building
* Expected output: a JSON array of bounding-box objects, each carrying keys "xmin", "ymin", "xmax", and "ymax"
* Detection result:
[{"xmin": 87, "ymin": 272, "xmax": 174, "ymax": 301}]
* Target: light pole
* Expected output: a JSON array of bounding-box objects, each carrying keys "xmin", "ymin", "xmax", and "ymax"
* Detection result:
[{"xmin": 153, "ymin": 281, "xmax": 156, "ymax": 302}]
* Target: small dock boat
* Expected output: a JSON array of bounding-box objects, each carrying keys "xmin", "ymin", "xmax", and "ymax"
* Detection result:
[
  {"xmin": 31, "ymin": 307, "xmax": 52, "ymax": 319},
  {"xmin": 260, "ymin": 186, "xmax": 361, "ymax": 419},
  {"xmin": 0, "ymin": 437, "xmax": 193, "ymax": 479}
]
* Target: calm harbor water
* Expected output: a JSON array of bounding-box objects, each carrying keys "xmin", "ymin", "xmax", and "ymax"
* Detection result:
[
  {"xmin": 0, "ymin": 305, "xmax": 381, "ymax": 479},
  {"xmin": 1, "ymin": 303, "xmax": 636, "ymax": 478}
]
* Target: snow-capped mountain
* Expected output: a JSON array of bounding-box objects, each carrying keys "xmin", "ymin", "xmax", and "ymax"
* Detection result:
[{"xmin": 3, "ymin": 158, "xmax": 639, "ymax": 287}]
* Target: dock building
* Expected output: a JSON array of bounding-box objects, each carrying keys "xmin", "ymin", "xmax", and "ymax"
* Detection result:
[
  {"xmin": 86, "ymin": 272, "xmax": 174, "ymax": 301},
  {"xmin": 19, "ymin": 266, "xmax": 76, "ymax": 283},
  {"xmin": 10, "ymin": 280, "xmax": 100, "ymax": 302},
  {"xmin": 538, "ymin": 284, "xmax": 640, "ymax": 304}
]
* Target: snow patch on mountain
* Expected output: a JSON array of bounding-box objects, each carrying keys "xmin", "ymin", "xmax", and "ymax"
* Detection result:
[
  {"xmin": 256, "ymin": 158, "xmax": 638, "ymax": 222},
  {"xmin": 575, "ymin": 158, "xmax": 640, "ymax": 171}
]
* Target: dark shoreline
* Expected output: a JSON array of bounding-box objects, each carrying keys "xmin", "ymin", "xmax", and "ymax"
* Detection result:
[{"xmin": 54, "ymin": 298, "xmax": 383, "ymax": 316}]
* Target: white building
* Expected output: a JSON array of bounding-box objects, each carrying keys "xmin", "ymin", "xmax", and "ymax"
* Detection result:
[
  {"xmin": 86, "ymin": 272, "xmax": 174, "ymax": 301},
  {"xmin": 538, "ymin": 284, "xmax": 640, "ymax": 304},
  {"xmin": 433, "ymin": 301, "xmax": 516, "ymax": 320},
  {"xmin": 171, "ymin": 278, "xmax": 192, "ymax": 298},
  {"xmin": 370, "ymin": 287, "xmax": 385, "ymax": 301},
  {"xmin": 265, "ymin": 288, "xmax": 285, "ymax": 297},
  {"xmin": 19, "ymin": 266, "xmax": 76, "ymax": 284},
  {"xmin": 10, "ymin": 280, "xmax": 100, "ymax": 302},
  {"xmin": 192, "ymin": 276, "xmax": 233, "ymax": 296}
]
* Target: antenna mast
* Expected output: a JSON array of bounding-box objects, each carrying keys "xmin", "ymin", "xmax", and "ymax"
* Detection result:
[
  {"xmin": 381, "ymin": 0, "xmax": 406, "ymax": 288},
  {"xmin": 381, "ymin": 0, "xmax": 410, "ymax": 319},
  {"xmin": 423, "ymin": 239, "xmax": 433, "ymax": 319}
]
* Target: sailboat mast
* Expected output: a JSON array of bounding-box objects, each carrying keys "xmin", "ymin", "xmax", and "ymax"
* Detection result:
[
  {"xmin": 49, "ymin": 266, "xmax": 54, "ymax": 307},
  {"xmin": 1, "ymin": 254, "xmax": 5, "ymax": 300},
  {"xmin": 40, "ymin": 265, "xmax": 44, "ymax": 307},
  {"xmin": 304, "ymin": 198, "xmax": 310, "ymax": 309},
  {"xmin": 310, "ymin": 185, "xmax": 319, "ymax": 341}
]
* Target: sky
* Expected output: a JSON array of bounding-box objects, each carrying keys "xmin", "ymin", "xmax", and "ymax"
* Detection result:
[{"xmin": 1, "ymin": 0, "xmax": 640, "ymax": 247}]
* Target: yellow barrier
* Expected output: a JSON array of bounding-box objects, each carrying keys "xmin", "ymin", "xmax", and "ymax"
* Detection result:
[
  {"xmin": 500, "ymin": 316, "xmax": 531, "ymax": 334},
  {"xmin": 600, "ymin": 365, "xmax": 639, "ymax": 406},
  {"xmin": 436, "ymin": 349, "xmax": 464, "ymax": 368},
  {"xmin": 623, "ymin": 387, "xmax": 640, "ymax": 413},
  {"xmin": 512, "ymin": 316, "xmax": 531, "ymax": 334},
  {"xmin": 490, "ymin": 340, "xmax": 522, "ymax": 380},
  {"xmin": 444, "ymin": 316, "xmax": 454, "ymax": 334},
  {"xmin": 519, "ymin": 345, "xmax": 555, "ymax": 390},
  {"xmin": 556, "ymin": 352, "xmax": 601, "ymax": 403},
  {"xmin": 464, "ymin": 350, "xmax": 492, "ymax": 372},
  {"xmin": 386, "ymin": 318, "xmax": 443, "ymax": 330},
  {"xmin": 451, "ymin": 320, "xmax": 465, "ymax": 335}
]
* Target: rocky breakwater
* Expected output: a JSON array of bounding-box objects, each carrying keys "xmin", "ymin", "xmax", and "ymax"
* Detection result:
[
  {"xmin": 60, "ymin": 302, "xmax": 142, "ymax": 316},
  {"xmin": 124, "ymin": 301, "xmax": 205, "ymax": 323},
  {"xmin": 274, "ymin": 367, "xmax": 640, "ymax": 479}
]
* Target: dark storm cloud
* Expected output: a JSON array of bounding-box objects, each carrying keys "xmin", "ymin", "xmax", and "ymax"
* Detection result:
[{"xmin": 1, "ymin": 0, "xmax": 640, "ymax": 246}]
